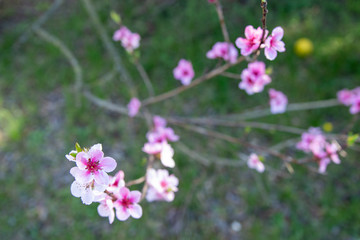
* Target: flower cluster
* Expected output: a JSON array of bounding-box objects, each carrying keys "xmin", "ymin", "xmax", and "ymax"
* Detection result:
[
  {"xmin": 146, "ymin": 168, "xmax": 179, "ymax": 202},
  {"xmin": 297, "ymin": 128, "xmax": 341, "ymax": 173},
  {"xmin": 173, "ymin": 59, "xmax": 195, "ymax": 86},
  {"xmin": 247, "ymin": 153, "xmax": 265, "ymax": 173},
  {"xmin": 142, "ymin": 116, "xmax": 179, "ymax": 168},
  {"xmin": 113, "ymin": 26, "xmax": 141, "ymax": 52},
  {"xmin": 67, "ymin": 143, "xmax": 143, "ymax": 223},
  {"xmin": 206, "ymin": 42, "xmax": 238, "ymax": 63},
  {"xmin": 235, "ymin": 25, "xmax": 285, "ymax": 61},
  {"xmin": 337, "ymin": 87, "xmax": 360, "ymax": 114},
  {"xmin": 268, "ymin": 88, "xmax": 288, "ymax": 114},
  {"xmin": 239, "ymin": 61, "xmax": 271, "ymax": 95}
]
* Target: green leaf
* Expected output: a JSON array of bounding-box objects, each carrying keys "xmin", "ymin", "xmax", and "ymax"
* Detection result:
[
  {"xmin": 347, "ymin": 133, "xmax": 359, "ymax": 147},
  {"xmin": 110, "ymin": 11, "xmax": 121, "ymax": 24},
  {"xmin": 75, "ymin": 142, "xmax": 82, "ymax": 152}
]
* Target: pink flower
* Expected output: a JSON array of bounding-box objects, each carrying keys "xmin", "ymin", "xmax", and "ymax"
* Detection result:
[
  {"xmin": 239, "ymin": 61, "xmax": 271, "ymax": 95},
  {"xmin": 350, "ymin": 95, "xmax": 360, "ymax": 114},
  {"xmin": 107, "ymin": 170, "xmax": 125, "ymax": 192},
  {"xmin": 121, "ymin": 32, "xmax": 141, "ymax": 52},
  {"xmin": 268, "ymin": 88, "xmax": 288, "ymax": 114},
  {"xmin": 98, "ymin": 198, "xmax": 115, "ymax": 224},
  {"xmin": 297, "ymin": 128, "xmax": 326, "ymax": 153},
  {"xmin": 113, "ymin": 26, "xmax": 141, "ymax": 52},
  {"xmin": 206, "ymin": 42, "xmax": 238, "ymax": 63},
  {"xmin": 71, "ymin": 144, "xmax": 117, "ymax": 185},
  {"xmin": 114, "ymin": 187, "xmax": 142, "ymax": 221},
  {"xmin": 337, "ymin": 89, "xmax": 354, "ymax": 106},
  {"xmin": 173, "ymin": 59, "xmax": 195, "ymax": 86},
  {"xmin": 146, "ymin": 116, "xmax": 179, "ymax": 143},
  {"xmin": 127, "ymin": 97, "xmax": 141, "ymax": 117},
  {"xmin": 264, "ymin": 26, "xmax": 286, "ymax": 60},
  {"xmin": 235, "ymin": 26, "xmax": 265, "ymax": 56},
  {"xmin": 113, "ymin": 26, "xmax": 131, "ymax": 42},
  {"xmin": 247, "ymin": 153, "xmax": 265, "ymax": 173},
  {"xmin": 146, "ymin": 168, "xmax": 179, "ymax": 202},
  {"xmin": 208, "ymin": 0, "xmax": 216, "ymax": 3},
  {"xmin": 142, "ymin": 142, "xmax": 176, "ymax": 168}
]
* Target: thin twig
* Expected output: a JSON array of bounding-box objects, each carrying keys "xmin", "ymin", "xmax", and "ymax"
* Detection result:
[
  {"xmin": 134, "ymin": 61, "xmax": 155, "ymax": 97},
  {"xmin": 80, "ymin": 0, "xmax": 135, "ymax": 93},
  {"xmin": 125, "ymin": 176, "xmax": 145, "ymax": 187},
  {"xmin": 142, "ymin": 56, "xmax": 245, "ymax": 106},
  {"xmin": 14, "ymin": 0, "xmax": 64, "ymax": 48},
  {"xmin": 224, "ymin": 99, "xmax": 341, "ymax": 120},
  {"xmin": 214, "ymin": 0, "xmax": 230, "ymax": 43},
  {"xmin": 220, "ymin": 72, "xmax": 241, "ymax": 79},
  {"xmin": 34, "ymin": 27, "xmax": 83, "ymax": 93}
]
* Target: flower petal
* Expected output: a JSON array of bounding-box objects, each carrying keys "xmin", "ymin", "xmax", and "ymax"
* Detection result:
[
  {"xmin": 99, "ymin": 157, "xmax": 117, "ymax": 172},
  {"xmin": 116, "ymin": 208, "xmax": 130, "ymax": 221},
  {"xmin": 128, "ymin": 204, "xmax": 143, "ymax": 219},
  {"xmin": 70, "ymin": 181, "xmax": 83, "ymax": 198},
  {"xmin": 94, "ymin": 170, "xmax": 109, "ymax": 185},
  {"xmin": 128, "ymin": 190, "xmax": 142, "ymax": 203},
  {"xmin": 81, "ymin": 187, "xmax": 94, "ymax": 205},
  {"xmin": 76, "ymin": 152, "xmax": 90, "ymax": 170},
  {"xmin": 98, "ymin": 203, "xmax": 111, "ymax": 217},
  {"xmin": 70, "ymin": 167, "xmax": 93, "ymax": 183},
  {"xmin": 265, "ymin": 47, "xmax": 277, "ymax": 61}
]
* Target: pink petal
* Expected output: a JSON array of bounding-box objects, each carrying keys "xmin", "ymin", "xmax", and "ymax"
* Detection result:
[
  {"xmin": 70, "ymin": 181, "xmax": 83, "ymax": 198},
  {"xmin": 70, "ymin": 167, "xmax": 93, "ymax": 183},
  {"xmin": 274, "ymin": 41, "xmax": 286, "ymax": 52},
  {"xmin": 235, "ymin": 37, "xmax": 247, "ymax": 49},
  {"xmin": 128, "ymin": 204, "xmax": 142, "ymax": 219},
  {"xmin": 99, "ymin": 157, "xmax": 117, "ymax": 172},
  {"xmin": 90, "ymin": 149, "xmax": 104, "ymax": 162},
  {"xmin": 244, "ymin": 25, "xmax": 254, "ymax": 39},
  {"xmin": 265, "ymin": 47, "xmax": 277, "ymax": 61},
  {"xmin": 128, "ymin": 190, "xmax": 142, "ymax": 203},
  {"xmin": 93, "ymin": 170, "xmax": 109, "ymax": 185},
  {"xmin": 98, "ymin": 203, "xmax": 111, "ymax": 217},
  {"xmin": 272, "ymin": 26, "xmax": 284, "ymax": 40},
  {"xmin": 119, "ymin": 187, "xmax": 130, "ymax": 198},
  {"xmin": 81, "ymin": 187, "xmax": 94, "ymax": 205},
  {"xmin": 76, "ymin": 152, "xmax": 89, "ymax": 170},
  {"xmin": 116, "ymin": 208, "xmax": 130, "ymax": 221}
]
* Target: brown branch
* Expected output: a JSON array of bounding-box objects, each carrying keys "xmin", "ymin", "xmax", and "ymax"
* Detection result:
[
  {"xmin": 125, "ymin": 176, "xmax": 146, "ymax": 187},
  {"xmin": 214, "ymin": 0, "xmax": 230, "ymax": 43},
  {"xmin": 142, "ymin": 56, "xmax": 245, "ymax": 106}
]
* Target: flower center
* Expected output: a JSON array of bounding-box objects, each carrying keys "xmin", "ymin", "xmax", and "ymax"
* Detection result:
[
  {"xmin": 160, "ymin": 180, "xmax": 168, "ymax": 188},
  {"xmin": 120, "ymin": 197, "xmax": 132, "ymax": 208},
  {"xmin": 86, "ymin": 158, "xmax": 100, "ymax": 173}
]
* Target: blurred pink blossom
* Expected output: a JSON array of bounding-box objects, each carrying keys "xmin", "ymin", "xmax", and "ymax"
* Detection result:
[
  {"xmin": 146, "ymin": 168, "xmax": 179, "ymax": 202},
  {"xmin": 235, "ymin": 25, "xmax": 265, "ymax": 56},
  {"xmin": 114, "ymin": 187, "xmax": 142, "ymax": 221},
  {"xmin": 127, "ymin": 97, "xmax": 141, "ymax": 117},
  {"xmin": 173, "ymin": 59, "xmax": 195, "ymax": 86},
  {"xmin": 239, "ymin": 61, "xmax": 271, "ymax": 95},
  {"xmin": 206, "ymin": 42, "xmax": 238, "ymax": 63},
  {"xmin": 247, "ymin": 153, "xmax": 265, "ymax": 173},
  {"xmin": 268, "ymin": 88, "xmax": 288, "ymax": 114}
]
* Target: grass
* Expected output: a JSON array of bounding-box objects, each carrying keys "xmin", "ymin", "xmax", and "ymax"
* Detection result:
[{"xmin": 1, "ymin": 0, "xmax": 360, "ymax": 239}]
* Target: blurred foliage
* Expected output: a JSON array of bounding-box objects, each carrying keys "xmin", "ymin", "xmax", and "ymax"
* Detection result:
[{"xmin": 0, "ymin": 0, "xmax": 360, "ymax": 239}]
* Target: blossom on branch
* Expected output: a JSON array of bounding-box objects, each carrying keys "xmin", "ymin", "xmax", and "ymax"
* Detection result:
[
  {"xmin": 173, "ymin": 59, "xmax": 195, "ymax": 86},
  {"xmin": 264, "ymin": 26, "xmax": 286, "ymax": 60},
  {"xmin": 247, "ymin": 153, "xmax": 265, "ymax": 173},
  {"xmin": 146, "ymin": 168, "xmax": 179, "ymax": 202},
  {"xmin": 235, "ymin": 25, "xmax": 265, "ymax": 56},
  {"xmin": 206, "ymin": 42, "xmax": 238, "ymax": 63},
  {"xmin": 114, "ymin": 187, "xmax": 143, "ymax": 221},
  {"xmin": 113, "ymin": 26, "xmax": 141, "ymax": 52},
  {"xmin": 127, "ymin": 97, "xmax": 141, "ymax": 117},
  {"xmin": 239, "ymin": 61, "xmax": 271, "ymax": 95},
  {"xmin": 337, "ymin": 87, "xmax": 360, "ymax": 114},
  {"xmin": 268, "ymin": 88, "xmax": 288, "ymax": 114}
]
